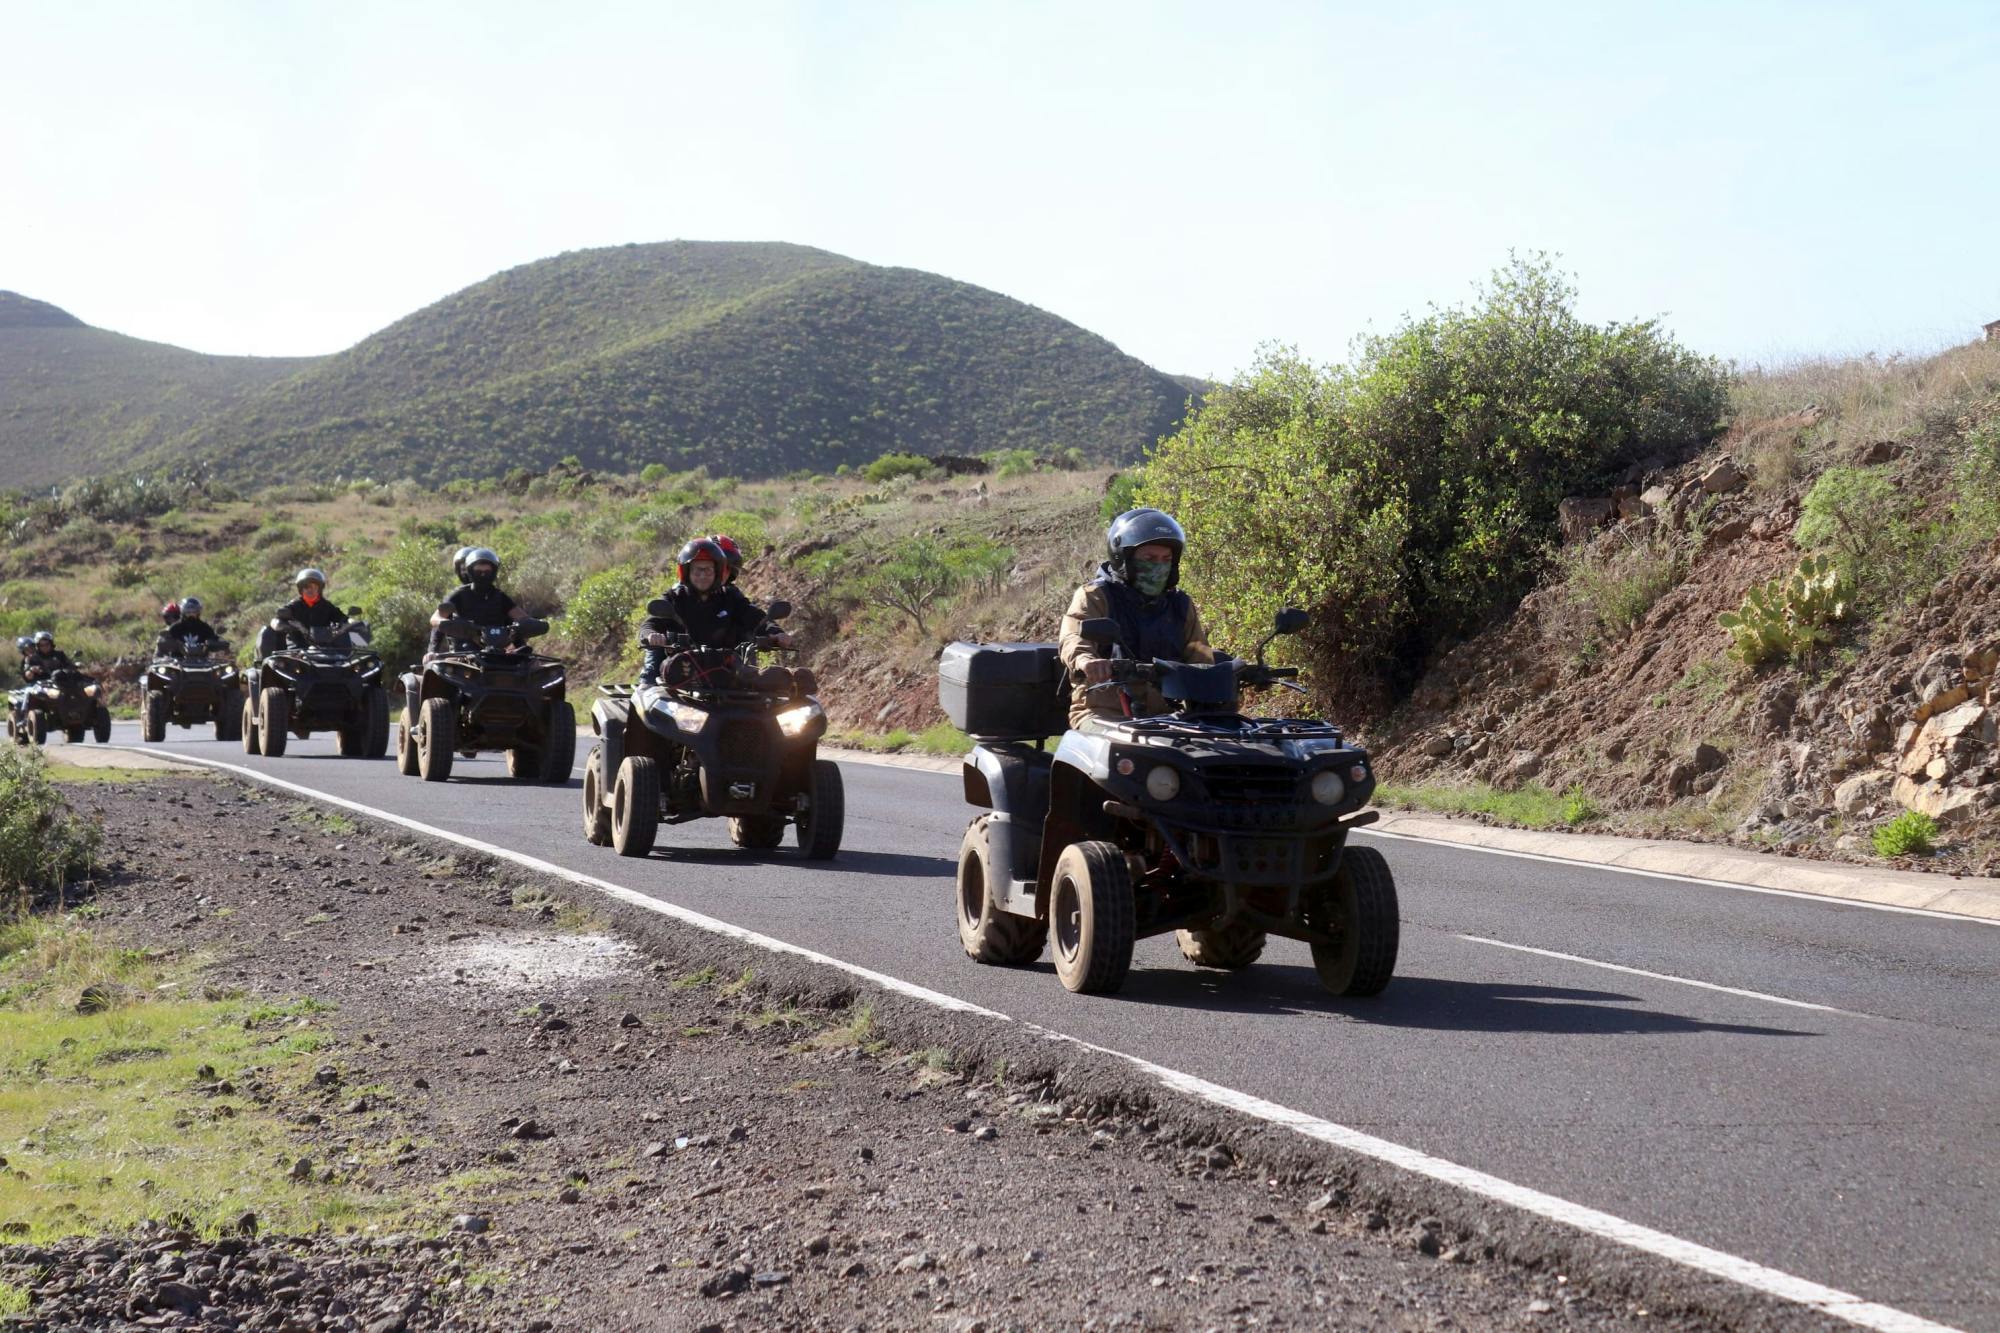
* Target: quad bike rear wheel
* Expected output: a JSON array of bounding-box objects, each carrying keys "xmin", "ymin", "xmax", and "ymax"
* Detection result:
[
  {"xmin": 258, "ymin": 690, "xmax": 290, "ymax": 757},
  {"xmin": 1049, "ymin": 840, "xmax": 1135, "ymax": 995},
  {"xmin": 216, "ymin": 689, "xmax": 244, "ymax": 742},
  {"xmin": 1176, "ymin": 919, "xmax": 1267, "ymax": 971},
  {"xmin": 611, "ymin": 755, "xmax": 659, "ymax": 857},
  {"xmin": 956, "ymin": 814, "xmax": 1047, "ymax": 965},
  {"xmin": 91, "ymin": 705, "xmax": 110, "ymax": 744},
  {"xmin": 143, "ymin": 690, "xmax": 169, "ymax": 743},
  {"xmin": 539, "ymin": 703, "xmax": 576, "ymax": 784},
  {"xmin": 795, "ymin": 758, "xmax": 844, "ymax": 860},
  {"xmin": 66, "ymin": 725, "xmax": 87, "ymax": 745},
  {"xmin": 241, "ymin": 696, "xmax": 261, "ymax": 754},
  {"xmin": 581, "ymin": 745, "xmax": 613, "ymax": 846},
  {"xmin": 417, "ymin": 697, "xmax": 456, "ymax": 782},
  {"xmin": 729, "ymin": 814, "xmax": 786, "ymax": 849},
  {"xmin": 1310, "ymin": 845, "xmax": 1400, "ymax": 997},
  {"xmin": 396, "ymin": 709, "xmax": 420, "ymax": 776}
]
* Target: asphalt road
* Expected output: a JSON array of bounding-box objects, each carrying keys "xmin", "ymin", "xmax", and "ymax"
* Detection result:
[{"xmin": 124, "ymin": 722, "xmax": 2000, "ymax": 1330}]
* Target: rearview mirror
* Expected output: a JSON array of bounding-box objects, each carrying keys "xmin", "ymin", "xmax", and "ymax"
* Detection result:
[
  {"xmin": 347, "ymin": 606, "xmax": 365, "ymax": 618},
  {"xmin": 646, "ymin": 598, "xmax": 674, "ymax": 619},
  {"xmin": 1077, "ymin": 617, "xmax": 1121, "ymax": 644},
  {"xmin": 766, "ymin": 599, "xmax": 792, "ymax": 621},
  {"xmin": 1274, "ymin": 607, "xmax": 1309, "ymax": 635}
]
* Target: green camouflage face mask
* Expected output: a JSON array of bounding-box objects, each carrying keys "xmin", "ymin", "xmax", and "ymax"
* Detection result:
[{"xmin": 1133, "ymin": 558, "xmax": 1172, "ymax": 597}]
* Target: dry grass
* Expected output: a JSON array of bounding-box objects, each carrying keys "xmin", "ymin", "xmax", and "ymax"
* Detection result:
[{"xmin": 1732, "ymin": 339, "xmax": 2000, "ymax": 451}]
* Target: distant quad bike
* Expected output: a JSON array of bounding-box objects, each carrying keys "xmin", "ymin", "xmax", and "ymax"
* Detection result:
[
  {"xmin": 142, "ymin": 632, "xmax": 244, "ymax": 743},
  {"xmin": 940, "ymin": 607, "xmax": 1398, "ymax": 997},
  {"xmin": 241, "ymin": 614, "xmax": 389, "ymax": 759},
  {"xmin": 582, "ymin": 598, "xmax": 844, "ymax": 860},
  {"xmin": 397, "ymin": 613, "xmax": 575, "ymax": 783},
  {"xmin": 8, "ymin": 666, "xmax": 113, "ymax": 746}
]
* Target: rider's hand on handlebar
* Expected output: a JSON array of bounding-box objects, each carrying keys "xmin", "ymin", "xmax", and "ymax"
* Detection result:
[
  {"xmin": 769, "ymin": 630, "xmax": 795, "ymax": 649},
  {"xmin": 645, "ymin": 631, "xmax": 668, "ymax": 649},
  {"xmin": 1083, "ymin": 659, "xmax": 1115, "ymax": 686}
]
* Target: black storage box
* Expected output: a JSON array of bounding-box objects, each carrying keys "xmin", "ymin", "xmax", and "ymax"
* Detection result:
[{"xmin": 938, "ymin": 641, "xmax": 1069, "ymax": 739}]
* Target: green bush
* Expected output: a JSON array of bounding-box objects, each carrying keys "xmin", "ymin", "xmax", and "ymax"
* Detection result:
[
  {"xmin": 1144, "ymin": 256, "xmax": 1727, "ymax": 708},
  {"xmin": 639, "ymin": 463, "xmax": 671, "ymax": 485},
  {"xmin": 1100, "ymin": 472, "xmax": 1142, "ymax": 522},
  {"xmin": 698, "ymin": 509, "xmax": 770, "ymax": 559},
  {"xmin": 1951, "ymin": 404, "xmax": 2000, "ymax": 545},
  {"xmin": 985, "ymin": 448, "xmax": 1039, "ymax": 480},
  {"xmin": 560, "ymin": 564, "xmax": 651, "ymax": 649},
  {"xmin": 0, "ymin": 749, "xmax": 101, "ymax": 897},
  {"xmin": 1793, "ymin": 466, "xmax": 1928, "ymax": 608},
  {"xmin": 1872, "ymin": 810, "xmax": 1938, "ymax": 858},
  {"xmin": 1718, "ymin": 555, "xmax": 1848, "ymax": 667},
  {"xmin": 345, "ymin": 538, "xmax": 457, "ymax": 672},
  {"xmin": 856, "ymin": 535, "xmax": 1012, "ymax": 637},
  {"xmin": 1556, "ymin": 525, "xmax": 1689, "ymax": 640},
  {"xmin": 862, "ymin": 452, "xmax": 935, "ymax": 485}
]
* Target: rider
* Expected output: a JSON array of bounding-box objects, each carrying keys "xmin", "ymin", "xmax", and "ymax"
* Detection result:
[
  {"xmin": 637, "ymin": 538, "xmax": 792, "ymax": 686},
  {"xmin": 21, "ymin": 630, "xmax": 75, "ymax": 682},
  {"xmin": 157, "ymin": 597, "xmax": 224, "ymax": 658},
  {"xmin": 708, "ymin": 534, "xmax": 744, "ymax": 584},
  {"xmin": 1058, "ymin": 508, "xmax": 1217, "ymax": 728},
  {"xmin": 260, "ymin": 568, "xmax": 348, "ymax": 659},
  {"xmin": 427, "ymin": 546, "xmax": 534, "ymax": 656}
]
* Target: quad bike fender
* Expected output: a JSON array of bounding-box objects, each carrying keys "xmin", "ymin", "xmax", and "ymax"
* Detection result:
[
  {"xmin": 1033, "ymin": 755, "xmax": 1124, "ymax": 912},
  {"xmin": 1051, "ymin": 729, "xmax": 1116, "ymax": 783},
  {"xmin": 588, "ymin": 700, "xmax": 629, "ymax": 801},
  {"xmin": 963, "ymin": 744, "xmax": 1056, "ymax": 916}
]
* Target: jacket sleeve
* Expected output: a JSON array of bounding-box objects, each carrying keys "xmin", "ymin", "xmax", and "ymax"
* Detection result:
[
  {"xmin": 1058, "ymin": 585, "xmax": 1109, "ymax": 682},
  {"xmin": 1181, "ymin": 600, "xmax": 1217, "ymax": 664}
]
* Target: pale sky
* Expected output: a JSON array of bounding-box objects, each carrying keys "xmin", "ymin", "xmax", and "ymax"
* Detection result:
[{"xmin": 4, "ymin": 0, "xmax": 1996, "ymax": 378}]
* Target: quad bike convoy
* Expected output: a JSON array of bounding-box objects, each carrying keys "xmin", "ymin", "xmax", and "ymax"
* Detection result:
[
  {"xmin": 941, "ymin": 607, "xmax": 1398, "ymax": 997},
  {"xmin": 142, "ymin": 631, "xmax": 244, "ymax": 743},
  {"xmin": 241, "ymin": 614, "xmax": 390, "ymax": 759},
  {"xmin": 398, "ymin": 613, "xmax": 575, "ymax": 783},
  {"xmin": 8, "ymin": 665, "xmax": 113, "ymax": 746},
  {"xmin": 582, "ymin": 598, "xmax": 844, "ymax": 860}
]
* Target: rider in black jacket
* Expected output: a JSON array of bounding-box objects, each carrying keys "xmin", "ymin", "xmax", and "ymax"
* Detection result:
[
  {"xmin": 258, "ymin": 568, "xmax": 348, "ymax": 659},
  {"xmin": 21, "ymin": 631, "xmax": 74, "ymax": 681},
  {"xmin": 637, "ymin": 539, "xmax": 791, "ymax": 685},
  {"xmin": 427, "ymin": 547, "xmax": 534, "ymax": 657},
  {"xmin": 156, "ymin": 596, "xmax": 225, "ymax": 658}
]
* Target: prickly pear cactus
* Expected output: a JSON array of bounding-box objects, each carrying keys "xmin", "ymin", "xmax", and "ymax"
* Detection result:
[{"xmin": 1719, "ymin": 555, "xmax": 1848, "ymax": 666}]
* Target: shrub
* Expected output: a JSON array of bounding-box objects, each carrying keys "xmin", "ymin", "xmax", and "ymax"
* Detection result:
[
  {"xmin": 639, "ymin": 463, "xmax": 671, "ymax": 485},
  {"xmin": 560, "ymin": 564, "xmax": 651, "ymax": 649},
  {"xmin": 858, "ymin": 536, "xmax": 1012, "ymax": 637},
  {"xmin": 1872, "ymin": 810, "xmax": 1938, "ymax": 858},
  {"xmin": 1793, "ymin": 465, "xmax": 1928, "ymax": 607},
  {"xmin": 1718, "ymin": 554, "xmax": 1848, "ymax": 667},
  {"xmin": 862, "ymin": 452, "xmax": 935, "ymax": 485},
  {"xmin": 1556, "ymin": 525, "xmax": 1689, "ymax": 640},
  {"xmin": 345, "ymin": 538, "xmax": 457, "ymax": 672},
  {"xmin": 0, "ymin": 748, "xmax": 101, "ymax": 897},
  {"xmin": 698, "ymin": 509, "xmax": 770, "ymax": 559},
  {"xmin": 1950, "ymin": 404, "xmax": 2000, "ymax": 546},
  {"xmin": 1100, "ymin": 472, "xmax": 1142, "ymax": 523},
  {"xmin": 985, "ymin": 448, "xmax": 1039, "ymax": 480}
]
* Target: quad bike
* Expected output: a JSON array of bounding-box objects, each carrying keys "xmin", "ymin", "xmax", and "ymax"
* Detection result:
[
  {"xmin": 397, "ymin": 613, "xmax": 575, "ymax": 783},
  {"xmin": 8, "ymin": 666, "xmax": 114, "ymax": 746},
  {"xmin": 940, "ymin": 607, "xmax": 1398, "ymax": 997},
  {"xmin": 241, "ymin": 617, "xmax": 389, "ymax": 759},
  {"xmin": 581, "ymin": 598, "xmax": 844, "ymax": 860},
  {"xmin": 142, "ymin": 632, "xmax": 244, "ymax": 743}
]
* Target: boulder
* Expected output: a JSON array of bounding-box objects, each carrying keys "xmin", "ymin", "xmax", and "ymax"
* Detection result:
[
  {"xmin": 1892, "ymin": 776, "xmax": 1999, "ymax": 825},
  {"xmin": 1639, "ymin": 483, "xmax": 1674, "ymax": 515},
  {"xmin": 1558, "ymin": 497, "xmax": 1617, "ymax": 543},
  {"xmin": 1421, "ymin": 734, "xmax": 1454, "ymax": 758},
  {"xmin": 1699, "ymin": 457, "xmax": 1746, "ymax": 494},
  {"xmin": 1702, "ymin": 517, "xmax": 1751, "ymax": 550},
  {"xmin": 1831, "ymin": 770, "xmax": 1894, "ymax": 816},
  {"xmin": 1507, "ymin": 751, "xmax": 1544, "ymax": 780}
]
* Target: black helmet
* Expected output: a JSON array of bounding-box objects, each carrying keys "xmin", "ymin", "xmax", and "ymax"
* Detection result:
[
  {"xmin": 1105, "ymin": 508, "xmax": 1187, "ymax": 590},
  {"xmin": 461, "ymin": 547, "xmax": 500, "ymax": 586},
  {"xmin": 294, "ymin": 567, "xmax": 328, "ymax": 592},
  {"xmin": 450, "ymin": 545, "xmax": 474, "ymax": 581},
  {"xmin": 676, "ymin": 538, "xmax": 726, "ymax": 587},
  {"xmin": 180, "ymin": 596, "xmax": 203, "ymax": 618},
  {"xmin": 33, "ymin": 630, "xmax": 54, "ymax": 648}
]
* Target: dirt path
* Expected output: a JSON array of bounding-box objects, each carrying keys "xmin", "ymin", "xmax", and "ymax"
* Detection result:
[{"xmin": 3, "ymin": 773, "xmax": 1757, "ymax": 1331}]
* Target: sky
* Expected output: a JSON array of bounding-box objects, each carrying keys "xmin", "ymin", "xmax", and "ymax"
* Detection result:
[{"xmin": 3, "ymin": 0, "xmax": 1997, "ymax": 379}]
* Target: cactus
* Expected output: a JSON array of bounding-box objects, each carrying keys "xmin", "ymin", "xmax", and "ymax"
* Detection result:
[{"xmin": 1718, "ymin": 555, "xmax": 1848, "ymax": 666}]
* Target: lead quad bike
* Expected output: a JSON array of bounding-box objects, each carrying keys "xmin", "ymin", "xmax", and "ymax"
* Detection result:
[
  {"xmin": 142, "ymin": 632, "xmax": 244, "ymax": 742},
  {"xmin": 241, "ymin": 616, "xmax": 389, "ymax": 759},
  {"xmin": 581, "ymin": 598, "xmax": 844, "ymax": 860},
  {"xmin": 8, "ymin": 666, "xmax": 113, "ymax": 746},
  {"xmin": 941, "ymin": 607, "xmax": 1398, "ymax": 997},
  {"xmin": 397, "ymin": 613, "xmax": 575, "ymax": 783}
]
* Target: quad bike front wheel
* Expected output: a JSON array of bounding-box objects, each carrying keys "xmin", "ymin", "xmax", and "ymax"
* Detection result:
[
  {"xmin": 581, "ymin": 745, "xmax": 613, "ymax": 846},
  {"xmin": 91, "ymin": 705, "xmax": 110, "ymax": 744},
  {"xmin": 30, "ymin": 711, "xmax": 48, "ymax": 746},
  {"xmin": 363, "ymin": 688, "xmax": 390, "ymax": 758},
  {"xmin": 794, "ymin": 758, "xmax": 844, "ymax": 860},
  {"xmin": 1049, "ymin": 840, "xmax": 1135, "ymax": 995},
  {"xmin": 611, "ymin": 755, "xmax": 659, "ymax": 857},
  {"xmin": 216, "ymin": 689, "xmax": 244, "ymax": 742},
  {"xmin": 417, "ymin": 697, "xmax": 456, "ymax": 782},
  {"xmin": 241, "ymin": 696, "xmax": 261, "ymax": 755},
  {"xmin": 1176, "ymin": 919, "xmax": 1267, "ymax": 971},
  {"xmin": 396, "ymin": 710, "xmax": 420, "ymax": 776},
  {"xmin": 956, "ymin": 814, "xmax": 1047, "ymax": 965},
  {"xmin": 143, "ymin": 690, "xmax": 170, "ymax": 743},
  {"xmin": 258, "ymin": 690, "xmax": 291, "ymax": 757},
  {"xmin": 539, "ymin": 703, "xmax": 576, "ymax": 783},
  {"xmin": 1311, "ymin": 845, "xmax": 1400, "ymax": 997}
]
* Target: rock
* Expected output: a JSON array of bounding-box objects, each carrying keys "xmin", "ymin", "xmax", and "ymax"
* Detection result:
[
  {"xmin": 1700, "ymin": 457, "xmax": 1745, "ymax": 494},
  {"xmin": 1854, "ymin": 438, "xmax": 1901, "ymax": 465},
  {"xmin": 233, "ymin": 1210, "xmax": 258, "ymax": 1236},
  {"xmin": 452, "ymin": 1213, "xmax": 490, "ymax": 1236},
  {"xmin": 1703, "ymin": 516, "xmax": 1751, "ymax": 550},
  {"xmin": 1507, "ymin": 751, "xmax": 1544, "ymax": 780},
  {"xmin": 1893, "ymin": 776, "xmax": 1998, "ymax": 826},
  {"xmin": 153, "ymin": 1280, "xmax": 203, "ymax": 1312},
  {"xmin": 1305, "ymin": 1192, "xmax": 1338, "ymax": 1213},
  {"xmin": 894, "ymin": 1252, "xmax": 936, "ymax": 1274},
  {"xmin": 313, "ymin": 1066, "xmax": 339, "ymax": 1087},
  {"xmin": 1915, "ymin": 683, "xmax": 1970, "ymax": 723},
  {"xmin": 643, "ymin": 1141, "xmax": 669, "ymax": 1158},
  {"xmin": 1639, "ymin": 483, "xmax": 1674, "ymax": 514},
  {"xmin": 699, "ymin": 1266, "xmax": 751, "ymax": 1298},
  {"xmin": 1832, "ymin": 771, "xmax": 1894, "ymax": 816},
  {"xmin": 972, "ymin": 1125, "xmax": 997, "ymax": 1141},
  {"xmin": 956, "ymin": 1241, "xmax": 987, "ymax": 1262},
  {"xmin": 1692, "ymin": 742, "xmax": 1727, "ymax": 775},
  {"xmin": 1603, "ymin": 737, "xmax": 1628, "ymax": 762},
  {"xmin": 1557, "ymin": 497, "xmax": 1616, "ymax": 543},
  {"xmin": 1421, "ymin": 734, "xmax": 1455, "ymax": 759},
  {"xmin": 839, "ymin": 1260, "xmax": 868, "ymax": 1278},
  {"xmin": 619, "ymin": 1012, "xmax": 643, "ymax": 1028},
  {"xmin": 752, "ymin": 1271, "xmax": 791, "ymax": 1287},
  {"xmin": 557, "ymin": 1187, "xmax": 582, "ymax": 1204},
  {"xmin": 288, "ymin": 1157, "xmax": 314, "ymax": 1182},
  {"xmin": 511, "ymin": 1119, "xmax": 550, "ymax": 1140}
]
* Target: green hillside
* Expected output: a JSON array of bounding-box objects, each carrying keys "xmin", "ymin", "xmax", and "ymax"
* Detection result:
[
  {"xmin": 0, "ymin": 292, "xmax": 310, "ymax": 489},
  {"xmin": 168, "ymin": 241, "xmax": 1194, "ymax": 483}
]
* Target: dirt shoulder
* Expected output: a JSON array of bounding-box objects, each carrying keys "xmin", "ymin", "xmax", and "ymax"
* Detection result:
[{"xmin": 6, "ymin": 772, "xmax": 1799, "ymax": 1331}]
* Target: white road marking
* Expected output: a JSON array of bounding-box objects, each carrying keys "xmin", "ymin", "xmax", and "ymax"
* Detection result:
[
  {"xmin": 119, "ymin": 742, "xmax": 1963, "ymax": 1333},
  {"xmin": 1459, "ymin": 934, "xmax": 1855, "ymax": 1015}
]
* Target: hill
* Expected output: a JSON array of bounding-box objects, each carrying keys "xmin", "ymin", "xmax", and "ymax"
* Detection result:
[
  {"xmin": 0, "ymin": 293, "xmax": 310, "ymax": 490},
  {"xmin": 169, "ymin": 241, "xmax": 1194, "ymax": 483}
]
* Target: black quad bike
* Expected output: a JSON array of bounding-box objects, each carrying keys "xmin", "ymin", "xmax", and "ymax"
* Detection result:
[
  {"xmin": 397, "ymin": 614, "xmax": 576, "ymax": 783},
  {"xmin": 940, "ymin": 607, "xmax": 1398, "ymax": 997},
  {"xmin": 8, "ymin": 667, "xmax": 113, "ymax": 746},
  {"xmin": 241, "ymin": 617, "xmax": 389, "ymax": 759},
  {"xmin": 142, "ymin": 633, "xmax": 244, "ymax": 743},
  {"xmin": 582, "ymin": 598, "xmax": 844, "ymax": 860}
]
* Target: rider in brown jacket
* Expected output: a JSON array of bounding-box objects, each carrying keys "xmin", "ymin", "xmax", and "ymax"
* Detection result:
[{"xmin": 1058, "ymin": 508, "xmax": 1216, "ymax": 727}]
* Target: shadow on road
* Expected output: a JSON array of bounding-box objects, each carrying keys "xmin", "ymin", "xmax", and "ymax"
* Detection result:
[
  {"xmin": 1106, "ymin": 966, "xmax": 1815, "ymax": 1038},
  {"xmin": 640, "ymin": 846, "xmax": 956, "ymax": 878}
]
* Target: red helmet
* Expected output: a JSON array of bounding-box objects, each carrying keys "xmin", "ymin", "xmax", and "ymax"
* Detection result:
[
  {"xmin": 161, "ymin": 601, "xmax": 182, "ymax": 625},
  {"xmin": 708, "ymin": 534, "xmax": 743, "ymax": 582},
  {"xmin": 676, "ymin": 538, "xmax": 727, "ymax": 587}
]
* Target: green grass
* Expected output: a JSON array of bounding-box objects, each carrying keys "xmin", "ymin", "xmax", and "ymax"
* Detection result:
[
  {"xmin": 43, "ymin": 765, "xmax": 173, "ymax": 785},
  {"xmin": 826, "ymin": 722, "xmax": 973, "ymax": 757},
  {"xmin": 671, "ymin": 966, "xmax": 718, "ymax": 991},
  {"xmin": 1873, "ymin": 810, "xmax": 1939, "ymax": 858},
  {"xmin": 1374, "ymin": 780, "xmax": 1602, "ymax": 829},
  {"xmin": 0, "ymin": 914, "xmax": 402, "ymax": 1242},
  {"xmin": 0, "ymin": 1282, "xmax": 29, "ymax": 1316}
]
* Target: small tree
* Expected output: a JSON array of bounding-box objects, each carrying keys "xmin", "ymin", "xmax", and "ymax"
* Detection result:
[{"xmin": 865, "ymin": 536, "xmax": 1011, "ymax": 637}]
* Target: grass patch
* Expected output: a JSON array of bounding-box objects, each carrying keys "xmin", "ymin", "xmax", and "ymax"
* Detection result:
[
  {"xmin": 1873, "ymin": 810, "xmax": 1939, "ymax": 858},
  {"xmin": 826, "ymin": 722, "xmax": 974, "ymax": 757},
  {"xmin": 747, "ymin": 1004, "xmax": 808, "ymax": 1031},
  {"xmin": 0, "ymin": 913, "xmax": 400, "ymax": 1242},
  {"xmin": 43, "ymin": 765, "xmax": 172, "ymax": 785},
  {"xmin": 0, "ymin": 1282, "xmax": 28, "ymax": 1316},
  {"xmin": 670, "ymin": 966, "xmax": 717, "ymax": 991},
  {"xmin": 719, "ymin": 967, "xmax": 754, "ymax": 998},
  {"xmin": 508, "ymin": 885, "xmax": 605, "ymax": 933},
  {"xmin": 1374, "ymin": 780, "xmax": 1602, "ymax": 829}
]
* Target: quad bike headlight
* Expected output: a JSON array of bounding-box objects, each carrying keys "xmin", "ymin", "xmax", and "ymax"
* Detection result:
[
  {"xmin": 776, "ymin": 701, "xmax": 824, "ymax": 737},
  {"xmin": 1144, "ymin": 765, "xmax": 1181, "ymax": 801},
  {"xmin": 668, "ymin": 701, "xmax": 708, "ymax": 734},
  {"xmin": 1311, "ymin": 770, "xmax": 1346, "ymax": 806}
]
